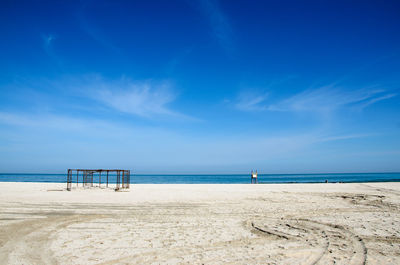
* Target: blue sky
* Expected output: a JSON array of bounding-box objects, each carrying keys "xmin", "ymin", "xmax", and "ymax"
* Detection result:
[{"xmin": 0, "ymin": 0, "xmax": 399, "ymax": 173}]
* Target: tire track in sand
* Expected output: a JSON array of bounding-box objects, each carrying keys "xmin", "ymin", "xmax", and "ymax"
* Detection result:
[
  {"xmin": 251, "ymin": 219, "xmax": 367, "ymax": 265},
  {"xmin": 0, "ymin": 214, "xmax": 104, "ymax": 265}
]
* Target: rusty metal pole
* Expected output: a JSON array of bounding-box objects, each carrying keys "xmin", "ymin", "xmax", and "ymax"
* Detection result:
[
  {"xmin": 115, "ymin": 171, "xmax": 118, "ymax": 190},
  {"xmin": 66, "ymin": 169, "xmax": 69, "ymax": 191},
  {"xmin": 83, "ymin": 171, "xmax": 85, "ymax": 187},
  {"xmin": 106, "ymin": 171, "xmax": 109, "ymax": 188},
  {"xmin": 67, "ymin": 169, "xmax": 71, "ymax": 191},
  {"xmin": 118, "ymin": 170, "xmax": 121, "ymax": 190},
  {"xmin": 67, "ymin": 169, "xmax": 70, "ymax": 191},
  {"xmin": 122, "ymin": 171, "xmax": 125, "ymax": 188},
  {"xmin": 69, "ymin": 169, "xmax": 72, "ymax": 190},
  {"xmin": 116, "ymin": 171, "xmax": 120, "ymax": 190}
]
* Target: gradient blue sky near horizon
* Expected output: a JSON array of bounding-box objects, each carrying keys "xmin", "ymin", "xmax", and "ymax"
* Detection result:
[{"xmin": 0, "ymin": 0, "xmax": 399, "ymax": 173}]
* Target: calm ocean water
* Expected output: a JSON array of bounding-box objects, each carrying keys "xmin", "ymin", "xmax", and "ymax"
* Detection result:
[{"xmin": 0, "ymin": 172, "xmax": 399, "ymax": 184}]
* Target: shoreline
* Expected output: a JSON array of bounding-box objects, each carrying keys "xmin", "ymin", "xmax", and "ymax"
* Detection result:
[
  {"xmin": 1, "ymin": 182, "xmax": 399, "ymax": 264},
  {"xmin": 1, "ymin": 178, "xmax": 400, "ymax": 184},
  {"xmin": 2, "ymin": 172, "xmax": 400, "ymax": 185}
]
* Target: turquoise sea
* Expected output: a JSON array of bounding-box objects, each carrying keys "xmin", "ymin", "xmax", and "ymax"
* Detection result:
[{"xmin": 0, "ymin": 172, "xmax": 399, "ymax": 184}]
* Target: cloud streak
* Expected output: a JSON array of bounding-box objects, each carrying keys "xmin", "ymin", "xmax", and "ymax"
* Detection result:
[
  {"xmin": 76, "ymin": 2, "xmax": 121, "ymax": 54},
  {"xmin": 55, "ymin": 75, "xmax": 193, "ymax": 120},
  {"xmin": 42, "ymin": 34, "xmax": 55, "ymax": 47},
  {"xmin": 92, "ymin": 79, "xmax": 177, "ymax": 117},
  {"xmin": 234, "ymin": 85, "xmax": 397, "ymax": 114},
  {"xmin": 42, "ymin": 34, "xmax": 57, "ymax": 58},
  {"xmin": 234, "ymin": 91, "xmax": 269, "ymax": 111},
  {"xmin": 356, "ymin": 93, "xmax": 397, "ymax": 109},
  {"xmin": 269, "ymin": 86, "xmax": 396, "ymax": 113},
  {"xmin": 197, "ymin": 0, "xmax": 234, "ymax": 53},
  {"xmin": 0, "ymin": 74, "xmax": 191, "ymax": 120}
]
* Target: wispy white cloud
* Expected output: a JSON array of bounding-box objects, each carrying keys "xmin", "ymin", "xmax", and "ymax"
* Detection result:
[
  {"xmin": 356, "ymin": 93, "xmax": 397, "ymax": 109},
  {"xmin": 42, "ymin": 33, "xmax": 57, "ymax": 57},
  {"xmin": 233, "ymin": 85, "xmax": 397, "ymax": 114},
  {"xmin": 77, "ymin": 3, "xmax": 121, "ymax": 54},
  {"xmin": 92, "ymin": 79, "xmax": 179, "ymax": 118},
  {"xmin": 0, "ymin": 74, "xmax": 194, "ymax": 120},
  {"xmin": 41, "ymin": 33, "xmax": 64, "ymax": 67},
  {"xmin": 316, "ymin": 133, "xmax": 375, "ymax": 143},
  {"xmin": 268, "ymin": 86, "xmax": 395, "ymax": 113},
  {"xmin": 53, "ymin": 75, "xmax": 193, "ymax": 120},
  {"xmin": 42, "ymin": 34, "xmax": 55, "ymax": 47},
  {"xmin": 232, "ymin": 76, "xmax": 300, "ymax": 112},
  {"xmin": 196, "ymin": 0, "xmax": 234, "ymax": 53},
  {"xmin": 234, "ymin": 91, "xmax": 269, "ymax": 111},
  {"xmin": 231, "ymin": 84, "xmax": 398, "ymax": 117}
]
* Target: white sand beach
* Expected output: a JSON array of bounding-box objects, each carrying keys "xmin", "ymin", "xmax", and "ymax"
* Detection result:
[{"xmin": 0, "ymin": 182, "xmax": 399, "ymax": 264}]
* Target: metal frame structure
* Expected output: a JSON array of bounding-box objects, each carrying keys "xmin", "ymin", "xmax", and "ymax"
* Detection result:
[{"xmin": 67, "ymin": 169, "xmax": 130, "ymax": 191}]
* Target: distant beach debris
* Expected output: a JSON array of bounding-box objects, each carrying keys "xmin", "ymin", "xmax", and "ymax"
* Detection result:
[
  {"xmin": 251, "ymin": 170, "xmax": 258, "ymax": 184},
  {"xmin": 66, "ymin": 169, "xmax": 131, "ymax": 191}
]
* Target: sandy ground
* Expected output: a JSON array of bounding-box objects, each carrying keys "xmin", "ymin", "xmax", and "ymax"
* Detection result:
[{"xmin": 0, "ymin": 182, "xmax": 399, "ymax": 264}]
